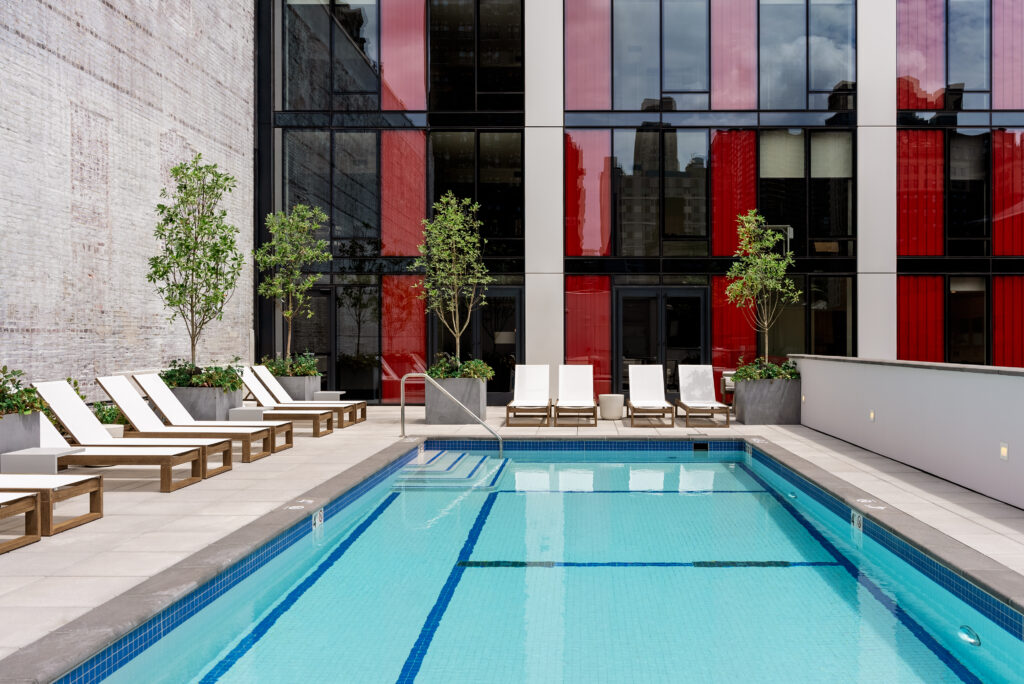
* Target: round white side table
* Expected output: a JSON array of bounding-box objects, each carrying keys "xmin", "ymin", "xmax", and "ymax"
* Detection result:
[{"xmin": 598, "ymin": 393, "xmax": 625, "ymax": 420}]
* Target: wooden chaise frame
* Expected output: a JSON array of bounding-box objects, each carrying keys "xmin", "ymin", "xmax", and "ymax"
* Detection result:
[{"xmin": 506, "ymin": 401, "xmax": 551, "ymax": 427}]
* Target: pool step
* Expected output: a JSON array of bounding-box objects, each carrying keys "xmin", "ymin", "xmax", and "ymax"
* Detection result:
[
  {"xmin": 403, "ymin": 450, "xmax": 464, "ymax": 473},
  {"xmin": 394, "ymin": 457, "xmax": 507, "ymax": 491}
]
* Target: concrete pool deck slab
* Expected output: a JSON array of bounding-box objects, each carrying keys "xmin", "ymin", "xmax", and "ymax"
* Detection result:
[{"xmin": 1, "ymin": 406, "xmax": 1023, "ymax": 680}]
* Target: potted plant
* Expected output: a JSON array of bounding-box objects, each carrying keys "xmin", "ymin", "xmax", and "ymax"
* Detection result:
[
  {"xmin": 147, "ymin": 153, "xmax": 244, "ymax": 366},
  {"xmin": 725, "ymin": 209, "xmax": 803, "ymax": 425},
  {"xmin": 0, "ymin": 366, "xmax": 45, "ymax": 451},
  {"xmin": 260, "ymin": 352, "xmax": 322, "ymax": 401},
  {"xmin": 92, "ymin": 402, "xmax": 129, "ymax": 439},
  {"xmin": 254, "ymin": 204, "xmax": 332, "ymax": 391},
  {"xmin": 159, "ymin": 359, "xmax": 243, "ymax": 421},
  {"xmin": 411, "ymin": 192, "xmax": 494, "ymax": 423}
]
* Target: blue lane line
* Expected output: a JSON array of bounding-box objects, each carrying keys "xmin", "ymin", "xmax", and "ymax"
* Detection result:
[
  {"xmin": 458, "ymin": 560, "xmax": 841, "ymax": 568},
  {"xmin": 200, "ymin": 492, "xmax": 401, "ymax": 683},
  {"xmin": 487, "ymin": 458, "xmax": 509, "ymax": 488},
  {"xmin": 399, "ymin": 456, "xmax": 489, "ymax": 483},
  {"xmin": 738, "ymin": 463, "xmax": 981, "ymax": 684},
  {"xmin": 397, "ymin": 491, "xmax": 498, "ymax": 684},
  {"xmin": 424, "ymin": 449, "xmax": 444, "ymax": 465},
  {"xmin": 496, "ymin": 489, "xmax": 768, "ymax": 494},
  {"xmin": 443, "ymin": 452, "xmax": 466, "ymax": 472},
  {"xmin": 464, "ymin": 455, "xmax": 487, "ymax": 479}
]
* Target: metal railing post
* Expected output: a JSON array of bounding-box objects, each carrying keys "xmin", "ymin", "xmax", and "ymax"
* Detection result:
[{"xmin": 399, "ymin": 372, "xmax": 503, "ymax": 459}]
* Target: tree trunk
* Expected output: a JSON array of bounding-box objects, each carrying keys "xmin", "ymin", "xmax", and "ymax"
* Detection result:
[
  {"xmin": 285, "ymin": 317, "xmax": 292, "ymax": 359},
  {"xmin": 454, "ymin": 332, "xmax": 461, "ymax": 364},
  {"xmin": 763, "ymin": 328, "xmax": 768, "ymax": 364},
  {"xmin": 190, "ymin": 337, "xmax": 198, "ymax": 366}
]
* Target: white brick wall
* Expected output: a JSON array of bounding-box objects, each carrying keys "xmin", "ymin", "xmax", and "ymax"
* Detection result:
[{"xmin": 0, "ymin": 1, "xmax": 255, "ymax": 398}]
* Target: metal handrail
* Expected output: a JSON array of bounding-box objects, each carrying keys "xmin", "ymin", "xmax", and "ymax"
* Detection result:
[{"xmin": 399, "ymin": 373, "xmax": 503, "ymax": 459}]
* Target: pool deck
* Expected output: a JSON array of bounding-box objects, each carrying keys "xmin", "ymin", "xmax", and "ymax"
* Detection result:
[{"xmin": 2, "ymin": 406, "xmax": 1024, "ymax": 679}]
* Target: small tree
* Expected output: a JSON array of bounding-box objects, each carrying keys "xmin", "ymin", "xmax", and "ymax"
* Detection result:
[
  {"xmin": 254, "ymin": 204, "xmax": 332, "ymax": 358},
  {"xmin": 148, "ymin": 153, "xmax": 244, "ymax": 365},
  {"xmin": 725, "ymin": 209, "xmax": 802, "ymax": 363},
  {"xmin": 411, "ymin": 191, "xmax": 493, "ymax": 361}
]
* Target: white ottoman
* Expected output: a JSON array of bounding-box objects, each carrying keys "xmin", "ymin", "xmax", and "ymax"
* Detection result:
[{"xmin": 598, "ymin": 394, "xmax": 625, "ymax": 420}]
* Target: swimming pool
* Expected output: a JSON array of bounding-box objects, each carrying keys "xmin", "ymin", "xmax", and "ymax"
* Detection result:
[{"xmin": 82, "ymin": 440, "xmax": 1024, "ymax": 682}]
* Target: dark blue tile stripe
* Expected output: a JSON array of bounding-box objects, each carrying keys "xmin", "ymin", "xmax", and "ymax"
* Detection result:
[
  {"xmin": 200, "ymin": 492, "xmax": 401, "ymax": 683},
  {"xmin": 396, "ymin": 491, "xmax": 499, "ymax": 684},
  {"xmin": 740, "ymin": 463, "xmax": 981, "ymax": 684},
  {"xmin": 458, "ymin": 560, "xmax": 841, "ymax": 568},
  {"xmin": 54, "ymin": 449, "xmax": 417, "ymax": 684},
  {"xmin": 398, "ymin": 455, "xmax": 489, "ymax": 482},
  {"xmin": 443, "ymin": 453, "xmax": 465, "ymax": 471},
  {"xmin": 749, "ymin": 448, "xmax": 1024, "ymax": 642},
  {"xmin": 487, "ymin": 458, "xmax": 509, "ymax": 488},
  {"xmin": 424, "ymin": 450, "xmax": 445, "ymax": 465},
  {"xmin": 424, "ymin": 439, "xmax": 745, "ymax": 453},
  {"xmin": 497, "ymin": 489, "xmax": 768, "ymax": 494}
]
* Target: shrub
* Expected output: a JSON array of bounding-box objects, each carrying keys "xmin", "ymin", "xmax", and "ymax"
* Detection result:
[
  {"xmin": 733, "ymin": 357, "xmax": 800, "ymax": 381},
  {"xmin": 261, "ymin": 351, "xmax": 322, "ymax": 377},
  {"xmin": 93, "ymin": 402, "xmax": 128, "ymax": 425},
  {"xmin": 0, "ymin": 366, "xmax": 42, "ymax": 416},
  {"xmin": 426, "ymin": 353, "xmax": 494, "ymax": 381},
  {"xmin": 160, "ymin": 359, "xmax": 243, "ymax": 392}
]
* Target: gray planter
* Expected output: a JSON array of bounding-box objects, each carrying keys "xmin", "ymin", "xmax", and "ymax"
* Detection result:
[
  {"xmin": 425, "ymin": 378, "xmax": 487, "ymax": 424},
  {"xmin": 734, "ymin": 378, "xmax": 801, "ymax": 425},
  {"xmin": 275, "ymin": 375, "xmax": 321, "ymax": 401},
  {"xmin": 170, "ymin": 387, "xmax": 242, "ymax": 421},
  {"xmin": 0, "ymin": 412, "xmax": 43, "ymax": 452}
]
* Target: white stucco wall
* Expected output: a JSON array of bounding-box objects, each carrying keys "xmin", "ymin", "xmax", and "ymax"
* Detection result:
[{"xmin": 794, "ymin": 355, "xmax": 1024, "ymax": 509}]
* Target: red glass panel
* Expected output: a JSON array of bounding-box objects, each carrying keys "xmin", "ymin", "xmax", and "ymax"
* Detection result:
[
  {"xmin": 897, "ymin": 276, "xmax": 944, "ymax": 362},
  {"xmin": 896, "ymin": 0, "xmax": 945, "ymax": 109},
  {"xmin": 565, "ymin": 276, "xmax": 612, "ymax": 395},
  {"xmin": 897, "ymin": 129, "xmax": 944, "ymax": 255},
  {"xmin": 381, "ymin": 0, "xmax": 426, "ymax": 110},
  {"xmin": 381, "ymin": 130, "xmax": 426, "ymax": 256},
  {"xmin": 382, "ymin": 275, "xmax": 426, "ymax": 403},
  {"xmin": 710, "ymin": 0, "xmax": 756, "ymax": 110},
  {"xmin": 710, "ymin": 129, "xmax": 757, "ymax": 256},
  {"xmin": 993, "ymin": 276, "xmax": 1024, "ymax": 367},
  {"xmin": 565, "ymin": 130, "xmax": 612, "ymax": 257},
  {"xmin": 994, "ymin": 0, "xmax": 1024, "ymax": 110},
  {"xmin": 711, "ymin": 276, "xmax": 756, "ymax": 403},
  {"xmin": 993, "ymin": 130, "xmax": 1024, "ymax": 255},
  {"xmin": 565, "ymin": 0, "xmax": 611, "ymax": 110}
]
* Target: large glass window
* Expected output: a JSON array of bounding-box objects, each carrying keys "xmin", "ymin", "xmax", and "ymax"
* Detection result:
[
  {"xmin": 947, "ymin": 130, "xmax": 989, "ymax": 254},
  {"xmin": 948, "ymin": 276, "xmax": 986, "ymax": 364},
  {"xmin": 760, "ymin": 0, "xmax": 807, "ymax": 109},
  {"xmin": 478, "ymin": 0, "xmax": 524, "ymax": 109},
  {"xmin": 332, "ymin": 1, "xmax": 379, "ymax": 109},
  {"xmin": 663, "ymin": 0, "xmax": 709, "ymax": 96},
  {"xmin": 283, "ymin": 130, "xmax": 331, "ymax": 241},
  {"xmin": 947, "ymin": 0, "xmax": 989, "ymax": 93},
  {"xmin": 336, "ymin": 276, "xmax": 381, "ymax": 400},
  {"xmin": 664, "ymin": 130, "xmax": 708, "ymax": 255},
  {"xmin": 332, "ymin": 131, "xmax": 379, "ymax": 256},
  {"xmin": 283, "ymin": 0, "xmax": 331, "ymax": 110},
  {"xmin": 809, "ymin": 131, "xmax": 853, "ymax": 254},
  {"xmin": 809, "ymin": 0, "xmax": 855, "ymax": 94},
  {"xmin": 613, "ymin": 0, "xmax": 660, "ymax": 111},
  {"xmin": 613, "ymin": 129, "xmax": 661, "ymax": 255},
  {"xmin": 809, "ymin": 276, "xmax": 853, "ymax": 355},
  {"xmin": 759, "ymin": 129, "xmax": 807, "ymax": 255}
]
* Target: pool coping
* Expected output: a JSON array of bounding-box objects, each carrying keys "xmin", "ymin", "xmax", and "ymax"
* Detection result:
[
  {"xmin": 4, "ymin": 434, "xmax": 1024, "ymax": 682},
  {"xmin": 0, "ymin": 438, "xmax": 425, "ymax": 684}
]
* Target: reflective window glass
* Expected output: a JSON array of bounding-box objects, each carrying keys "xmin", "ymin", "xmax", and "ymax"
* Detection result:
[
  {"xmin": 613, "ymin": 0, "xmax": 660, "ymax": 110},
  {"xmin": 428, "ymin": 131, "xmax": 475, "ymax": 204},
  {"xmin": 948, "ymin": 277, "xmax": 987, "ymax": 364},
  {"xmin": 948, "ymin": 0, "xmax": 990, "ymax": 92},
  {"xmin": 760, "ymin": 0, "xmax": 807, "ymax": 109},
  {"xmin": 336, "ymin": 278, "xmax": 381, "ymax": 400},
  {"xmin": 284, "ymin": 0, "xmax": 331, "ymax": 110},
  {"xmin": 767, "ymin": 275, "xmax": 806, "ymax": 361},
  {"xmin": 809, "ymin": 131, "xmax": 853, "ymax": 240},
  {"xmin": 479, "ymin": 132, "xmax": 524, "ymax": 257},
  {"xmin": 283, "ymin": 130, "xmax": 331, "ymax": 242},
  {"xmin": 332, "ymin": 0, "xmax": 379, "ymax": 106},
  {"xmin": 429, "ymin": 0, "xmax": 475, "ymax": 111},
  {"xmin": 613, "ymin": 130, "xmax": 661, "ymax": 255},
  {"xmin": 759, "ymin": 129, "xmax": 806, "ymax": 255},
  {"xmin": 947, "ymin": 130, "xmax": 989, "ymax": 244},
  {"xmin": 333, "ymin": 131, "xmax": 379, "ymax": 255},
  {"xmin": 664, "ymin": 129, "xmax": 708, "ymax": 244},
  {"xmin": 810, "ymin": 276, "xmax": 853, "ymax": 356},
  {"xmin": 809, "ymin": 0, "xmax": 855, "ymax": 93},
  {"xmin": 663, "ymin": 0, "xmax": 709, "ymax": 93},
  {"xmin": 478, "ymin": 0, "xmax": 524, "ymax": 96}
]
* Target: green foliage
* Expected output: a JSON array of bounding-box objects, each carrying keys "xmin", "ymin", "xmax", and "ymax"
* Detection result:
[
  {"xmin": 426, "ymin": 353, "xmax": 494, "ymax": 380},
  {"xmin": 725, "ymin": 209, "xmax": 802, "ymax": 362},
  {"xmin": 733, "ymin": 357, "xmax": 800, "ymax": 381},
  {"xmin": 260, "ymin": 351, "xmax": 322, "ymax": 377},
  {"xmin": 147, "ymin": 153, "xmax": 244, "ymax": 365},
  {"xmin": 338, "ymin": 352, "xmax": 379, "ymax": 370},
  {"xmin": 411, "ymin": 192, "xmax": 493, "ymax": 361},
  {"xmin": 92, "ymin": 402, "xmax": 128, "ymax": 425},
  {"xmin": 159, "ymin": 359, "xmax": 243, "ymax": 392},
  {"xmin": 0, "ymin": 366, "xmax": 43, "ymax": 416},
  {"xmin": 254, "ymin": 205, "xmax": 332, "ymax": 357}
]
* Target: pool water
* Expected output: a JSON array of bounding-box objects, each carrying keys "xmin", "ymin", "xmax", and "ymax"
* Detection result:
[{"xmin": 106, "ymin": 448, "xmax": 1024, "ymax": 683}]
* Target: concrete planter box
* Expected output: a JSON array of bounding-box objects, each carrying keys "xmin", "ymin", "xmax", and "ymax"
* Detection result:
[
  {"xmin": 275, "ymin": 375, "xmax": 321, "ymax": 401},
  {"xmin": 170, "ymin": 387, "xmax": 242, "ymax": 421},
  {"xmin": 102, "ymin": 424, "xmax": 125, "ymax": 439},
  {"xmin": 734, "ymin": 378, "xmax": 801, "ymax": 425},
  {"xmin": 425, "ymin": 378, "xmax": 486, "ymax": 424},
  {"xmin": 0, "ymin": 412, "xmax": 42, "ymax": 452}
]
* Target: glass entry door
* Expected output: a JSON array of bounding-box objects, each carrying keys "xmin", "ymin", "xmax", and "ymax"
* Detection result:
[
  {"xmin": 614, "ymin": 287, "xmax": 708, "ymax": 398},
  {"xmin": 429, "ymin": 286, "xmax": 523, "ymax": 405}
]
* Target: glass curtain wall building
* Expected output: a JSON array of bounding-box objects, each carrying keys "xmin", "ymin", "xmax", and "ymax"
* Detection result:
[{"xmin": 255, "ymin": 0, "xmax": 1024, "ymax": 403}]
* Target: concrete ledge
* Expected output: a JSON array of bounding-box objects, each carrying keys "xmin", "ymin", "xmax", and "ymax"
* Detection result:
[{"xmin": 0, "ymin": 438, "xmax": 422, "ymax": 684}]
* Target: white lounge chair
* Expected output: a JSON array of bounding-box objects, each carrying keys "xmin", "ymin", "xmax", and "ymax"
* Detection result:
[
  {"xmin": 236, "ymin": 370, "xmax": 334, "ymax": 437},
  {"xmin": 0, "ymin": 492, "xmax": 40, "ymax": 552},
  {"xmin": 675, "ymin": 364, "xmax": 731, "ymax": 427},
  {"xmin": 626, "ymin": 365, "xmax": 674, "ymax": 427},
  {"xmin": 0, "ymin": 474, "xmax": 103, "ymax": 537},
  {"xmin": 97, "ymin": 375, "xmax": 277, "ymax": 462},
  {"xmin": 505, "ymin": 365, "xmax": 551, "ymax": 426},
  {"xmin": 554, "ymin": 365, "xmax": 597, "ymax": 427},
  {"xmin": 34, "ymin": 380, "xmax": 232, "ymax": 478},
  {"xmin": 131, "ymin": 373, "xmax": 294, "ymax": 451},
  {"xmin": 251, "ymin": 366, "xmax": 366, "ymax": 426}
]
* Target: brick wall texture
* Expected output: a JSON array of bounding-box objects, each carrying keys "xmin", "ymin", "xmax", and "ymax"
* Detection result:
[{"xmin": 0, "ymin": 1, "xmax": 255, "ymax": 398}]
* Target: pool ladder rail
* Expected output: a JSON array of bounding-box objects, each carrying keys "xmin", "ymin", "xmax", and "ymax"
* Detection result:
[
  {"xmin": 398, "ymin": 372, "xmax": 504, "ymax": 460},
  {"xmin": 393, "ymin": 450, "xmax": 507, "ymax": 491}
]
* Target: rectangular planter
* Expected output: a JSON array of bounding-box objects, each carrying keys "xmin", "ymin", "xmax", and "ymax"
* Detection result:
[
  {"xmin": 169, "ymin": 387, "xmax": 242, "ymax": 422},
  {"xmin": 734, "ymin": 378, "xmax": 801, "ymax": 425},
  {"xmin": 425, "ymin": 378, "xmax": 487, "ymax": 424},
  {"xmin": 275, "ymin": 375, "xmax": 321, "ymax": 401},
  {"xmin": 0, "ymin": 412, "xmax": 43, "ymax": 452}
]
